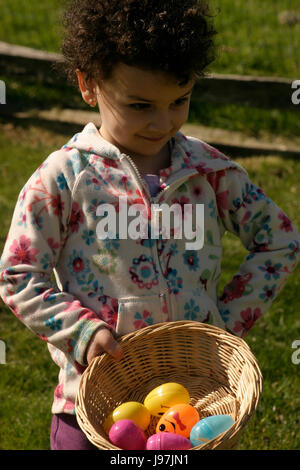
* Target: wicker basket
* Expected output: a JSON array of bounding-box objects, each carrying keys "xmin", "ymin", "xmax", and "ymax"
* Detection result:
[{"xmin": 75, "ymin": 321, "xmax": 263, "ymax": 450}]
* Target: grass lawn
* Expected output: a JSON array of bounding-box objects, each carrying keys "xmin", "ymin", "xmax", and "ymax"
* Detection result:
[
  {"xmin": 0, "ymin": 0, "xmax": 300, "ymax": 452},
  {"xmin": 1, "ymin": 0, "xmax": 299, "ymax": 145},
  {"xmin": 1, "ymin": 0, "xmax": 299, "ymax": 78},
  {"xmin": 0, "ymin": 120, "xmax": 299, "ymax": 450}
]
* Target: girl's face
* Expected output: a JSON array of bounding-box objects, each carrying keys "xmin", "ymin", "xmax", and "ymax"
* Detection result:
[{"xmin": 77, "ymin": 63, "xmax": 195, "ymax": 170}]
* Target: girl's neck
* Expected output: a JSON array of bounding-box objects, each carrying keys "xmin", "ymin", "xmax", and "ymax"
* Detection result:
[{"xmin": 131, "ymin": 143, "xmax": 171, "ymax": 175}]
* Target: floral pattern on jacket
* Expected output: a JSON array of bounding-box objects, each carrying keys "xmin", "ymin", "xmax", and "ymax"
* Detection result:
[{"xmin": 0, "ymin": 122, "xmax": 299, "ymax": 414}]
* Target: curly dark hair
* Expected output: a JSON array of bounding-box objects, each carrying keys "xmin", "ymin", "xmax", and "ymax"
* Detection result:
[{"xmin": 60, "ymin": 0, "xmax": 217, "ymax": 87}]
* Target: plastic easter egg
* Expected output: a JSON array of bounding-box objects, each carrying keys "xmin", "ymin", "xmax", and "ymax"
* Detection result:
[
  {"xmin": 146, "ymin": 432, "xmax": 193, "ymax": 450},
  {"xmin": 112, "ymin": 401, "xmax": 151, "ymax": 430},
  {"xmin": 144, "ymin": 382, "xmax": 190, "ymax": 417},
  {"xmin": 109, "ymin": 419, "xmax": 147, "ymax": 450},
  {"xmin": 189, "ymin": 415, "xmax": 235, "ymax": 447},
  {"xmin": 156, "ymin": 403, "xmax": 199, "ymax": 438}
]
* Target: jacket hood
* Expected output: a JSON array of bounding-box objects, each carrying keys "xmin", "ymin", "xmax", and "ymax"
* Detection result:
[{"xmin": 64, "ymin": 122, "xmax": 247, "ymax": 182}]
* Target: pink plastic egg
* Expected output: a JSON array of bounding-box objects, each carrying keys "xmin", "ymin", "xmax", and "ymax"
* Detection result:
[
  {"xmin": 146, "ymin": 432, "xmax": 193, "ymax": 450},
  {"xmin": 109, "ymin": 419, "xmax": 147, "ymax": 450}
]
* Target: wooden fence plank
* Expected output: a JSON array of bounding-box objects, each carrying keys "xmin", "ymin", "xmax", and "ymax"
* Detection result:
[
  {"xmin": 193, "ymin": 74, "xmax": 295, "ymax": 110},
  {"xmin": 0, "ymin": 41, "xmax": 297, "ymax": 110}
]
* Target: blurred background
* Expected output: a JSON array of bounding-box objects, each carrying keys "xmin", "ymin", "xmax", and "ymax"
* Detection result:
[
  {"xmin": 0, "ymin": 0, "xmax": 300, "ymax": 450},
  {"xmin": 1, "ymin": 0, "xmax": 299, "ymax": 76},
  {"xmin": 1, "ymin": 0, "xmax": 299, "ymax": 137}
]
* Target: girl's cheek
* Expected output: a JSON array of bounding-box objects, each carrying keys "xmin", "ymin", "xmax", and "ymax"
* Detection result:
[
  {"xmin": 128, "ymin": 114, "xmax": 149, "ymax": 129},
  {"xmin": 175, "ymin": 108, "xmax": 190, "ymax": 126}
]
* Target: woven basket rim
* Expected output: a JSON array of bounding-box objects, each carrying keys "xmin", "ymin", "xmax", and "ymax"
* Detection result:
[{"xmin": 75, "ymin": 321, "xmax": 263, "ymax": 450}]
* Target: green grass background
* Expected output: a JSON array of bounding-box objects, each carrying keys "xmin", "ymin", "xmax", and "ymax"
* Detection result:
[
  {"xmin": 0, "ymin": 0, "xmax": 300, "ymax": 451},
  {"xmin": 1, "ymin": 0, "xmax": 300, "ymax": 141},
  {"xmin": 1, "ymin": 0, "xmax": 299, "ymax": 78}
]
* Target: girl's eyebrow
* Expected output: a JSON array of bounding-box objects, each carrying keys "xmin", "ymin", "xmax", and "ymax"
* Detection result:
[{"xmin": 127, "ymin": 87, "xmax": 194, "ymax": 102}]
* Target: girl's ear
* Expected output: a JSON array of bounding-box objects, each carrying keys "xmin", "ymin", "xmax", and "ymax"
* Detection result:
[{"xmin": 76, "ymin": 69, "xmax": 97, "ymax": 107}]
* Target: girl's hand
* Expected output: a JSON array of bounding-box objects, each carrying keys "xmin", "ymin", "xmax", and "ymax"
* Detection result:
[{"xmin": 86, "ymin": 327, "xmax": 123, "ymax": 364}]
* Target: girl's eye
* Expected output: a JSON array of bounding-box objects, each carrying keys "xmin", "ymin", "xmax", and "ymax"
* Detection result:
[
  {"xmin": 129, "ymin": 103, "xmax": 150, "ymax": 110},
  {"xmin": 172, "ymin": 97, "xmax": 188, "ymax": 107},
  {"xmin": 129, "ymin": 97, "xmax": 188, "ymax": 110}
]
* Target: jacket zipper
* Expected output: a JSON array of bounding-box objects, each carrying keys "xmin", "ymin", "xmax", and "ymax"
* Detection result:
[
  {"xmin": 120, "ymin": 153, "xmax": 199, "ymax": 310},
  {"xmin": 121, "ymin": 153, "xmax": 198, "ymax": 204},
  {"xmin": 120, "ymin": 152, "xmax": 166, "ymax": 203},
  {"xmin": 120, "ymin": 153, "xmax": 170, "ymax": 302}
]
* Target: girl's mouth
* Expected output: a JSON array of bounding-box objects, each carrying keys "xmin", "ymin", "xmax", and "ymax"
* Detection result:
[{"xmin": 138, "ymin": 135, "xmax": 165, "ymax": 142}]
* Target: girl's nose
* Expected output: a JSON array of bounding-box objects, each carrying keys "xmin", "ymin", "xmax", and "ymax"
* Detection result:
[{"xmin": 147, "ymin": 111, "xmax": 173, "ymax": 134}]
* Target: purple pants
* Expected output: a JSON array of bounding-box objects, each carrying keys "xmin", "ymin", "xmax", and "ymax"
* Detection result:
[{"xmin": 50, "ymin": 413, "xmax": 98, "ymax": 450}]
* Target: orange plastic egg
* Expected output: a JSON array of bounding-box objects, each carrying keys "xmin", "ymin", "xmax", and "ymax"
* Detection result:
[{"xmin": 156, "ymin": 404, "xmax": 199, "ymax": 438}]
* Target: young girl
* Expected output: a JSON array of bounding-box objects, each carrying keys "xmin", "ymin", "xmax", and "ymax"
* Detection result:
[{"xmin": 1, "ymin": 0, "xmax": 299, "ymax": 450}]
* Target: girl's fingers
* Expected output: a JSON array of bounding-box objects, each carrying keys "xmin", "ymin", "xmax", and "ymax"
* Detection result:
[{"xmin": 87, "ymin": 327, "xmax": 123, "ymax": 363}]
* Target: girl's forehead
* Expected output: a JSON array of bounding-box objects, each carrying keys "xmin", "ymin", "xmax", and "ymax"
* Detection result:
[{"xmin": 101, "ymin": 63, "xmax": 194, "ymax": 101}]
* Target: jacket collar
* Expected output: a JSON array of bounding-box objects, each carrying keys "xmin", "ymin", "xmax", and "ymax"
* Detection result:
[{"xmin": 65, "ymin": 122, "xmax": 246, "ymax": 183}]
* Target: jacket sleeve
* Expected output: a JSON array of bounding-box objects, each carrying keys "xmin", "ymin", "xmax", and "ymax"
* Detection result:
[
  {"xmin": 214, "ymin": 168, "xmax": 300, "ymax": 337},
  {"xmin": 0, "ymin": 147, "xmax": 109, "ymax": 366}
]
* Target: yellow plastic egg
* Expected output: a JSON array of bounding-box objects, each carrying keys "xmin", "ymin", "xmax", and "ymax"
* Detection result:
[
  {"xmin": 144, "ymin": 382, "xmax": 190, "ymax": 417},
  {"xmin": 111, "ymin": 401, "xmax": 151, "ymax": 430}
]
